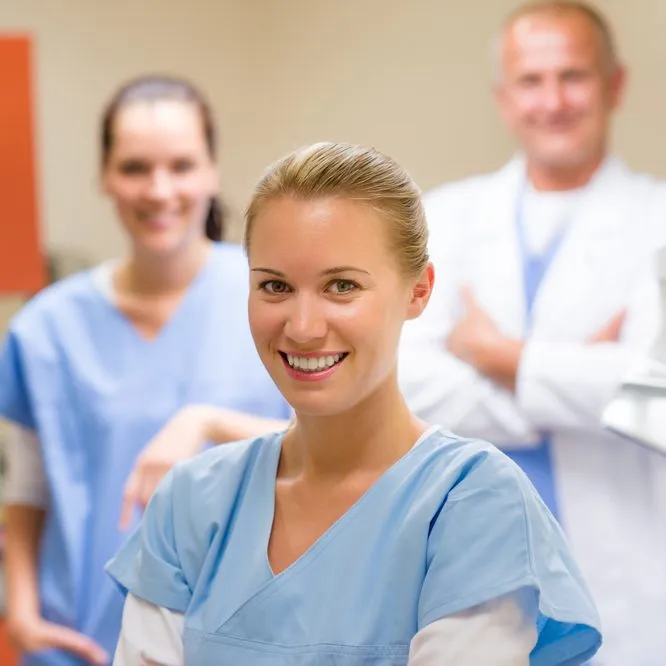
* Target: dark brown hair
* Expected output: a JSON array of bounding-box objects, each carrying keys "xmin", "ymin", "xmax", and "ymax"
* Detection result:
[{"xmin": 101, "ymin": 75, "xmax": 224, "ymax": 241}]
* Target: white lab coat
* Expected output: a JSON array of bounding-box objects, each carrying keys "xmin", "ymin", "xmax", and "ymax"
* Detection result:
[{"xmin": 399, "ymin": 155, "xmax": 666, "ymax": 665}]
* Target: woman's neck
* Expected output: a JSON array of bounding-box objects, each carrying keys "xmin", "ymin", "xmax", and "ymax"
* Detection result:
[
  {"xmin": 120, "ymin": 238, "xmax": 212, "ymax": 296},
  {"xmin": 281, "ymin": 375, "xmax": 427, "ymax": 482}
]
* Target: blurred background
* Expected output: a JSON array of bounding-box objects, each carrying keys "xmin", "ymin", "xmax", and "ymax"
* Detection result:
[
  {"xmin": 2, "ymin": 0, "xmax": 666, "ymax": 264},
  {"xmin": 1, "ymin": 0, "xmax": 665, "ymax": 662}
]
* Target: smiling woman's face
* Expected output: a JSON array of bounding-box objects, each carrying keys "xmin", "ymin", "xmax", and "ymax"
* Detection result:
[{"xmin": 247, "ymin": 195, "xmax": 430, "ymax": 417}]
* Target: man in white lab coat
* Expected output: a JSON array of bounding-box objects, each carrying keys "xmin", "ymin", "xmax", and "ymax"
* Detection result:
[{"xmin": 399, "ymin": 2, "xmax": 666, "ymax": 664}]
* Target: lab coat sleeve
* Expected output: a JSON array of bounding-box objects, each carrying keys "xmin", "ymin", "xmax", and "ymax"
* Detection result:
[
  {"xmin": 2, "ymin": 424, "xmax": 49, "ymax": 507},
  {"xmin": 399, "ymin": 186, "xmax": 536, "ymax": 442},
  {"xmin": 516, "ymin": 264, "xmax": 662, "ymax": 432}
]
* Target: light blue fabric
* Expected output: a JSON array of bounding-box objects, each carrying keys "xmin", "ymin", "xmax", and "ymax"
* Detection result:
[
  {"xmin": 503, "ymin": 187, "xmax": 570, "ymax": 518},
  {"xmin": 0, "ymin": 243, "xmax": 290, "ymax": 666},
  {"xmin": 107, "ymin": 428, "xmax": 602, "ymax": 665}
]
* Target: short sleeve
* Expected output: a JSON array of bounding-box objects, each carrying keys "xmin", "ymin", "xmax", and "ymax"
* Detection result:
[
  {"xmin": 106, "ymin": 467, "xmax": 193, "ymax": 613},
  {"xmin": 2, "ymin": 425, "xmax": 49, "ymax": 507},
  {"xmin": 418, "ymin": 451, "xmax": 602, "ymax": 666},
  {"xmin": 0, "ymin": 329, "xmax": 36, "ymax": 429}
]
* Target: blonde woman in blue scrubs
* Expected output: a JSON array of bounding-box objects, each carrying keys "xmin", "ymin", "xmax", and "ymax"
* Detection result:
[{"xmin": 108, "ymin": 143, "xmax": 602, "ymax": 666}]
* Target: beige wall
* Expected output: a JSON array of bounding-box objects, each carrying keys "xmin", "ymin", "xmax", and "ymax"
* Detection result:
[
  {"xmin": 257, "ymin": 0, "xmax": 666, "ymax": 189},
  {"xmin": 2, "ymin": 0, "xmax": 666, "ymax": 261},
  {"xmin": 1, "ymin": 0, "xmax": 257, "ymax": 258}
]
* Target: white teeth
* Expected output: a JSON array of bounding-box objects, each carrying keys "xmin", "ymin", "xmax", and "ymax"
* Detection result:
[{"xmin": 285, "ymin": 353, "xmax": 346, "ymax": 373}]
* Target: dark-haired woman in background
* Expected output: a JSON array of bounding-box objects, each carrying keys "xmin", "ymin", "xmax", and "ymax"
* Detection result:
[{"xmin": 0, "ymin": 75, "xmax": 288, "ymax": 666}]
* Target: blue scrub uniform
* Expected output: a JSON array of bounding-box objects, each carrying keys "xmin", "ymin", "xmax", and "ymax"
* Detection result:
[
  {"xmin": 108, "ymin": 428, "xmax": 602, "ymax": 666},
  {"xmin": 0, "ymin": 243, "xmax": 290, "ymax": 666}
]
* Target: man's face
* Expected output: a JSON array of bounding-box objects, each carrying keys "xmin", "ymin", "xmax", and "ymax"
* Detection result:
[{"xmin": 495, "ymin": 12, "xmax": 625, "ymax": 172}]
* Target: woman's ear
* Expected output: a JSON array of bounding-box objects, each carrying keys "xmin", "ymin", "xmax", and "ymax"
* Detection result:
[{"xmin": 406, "ymin": 262, "xmax": 435, "ymax": 321}]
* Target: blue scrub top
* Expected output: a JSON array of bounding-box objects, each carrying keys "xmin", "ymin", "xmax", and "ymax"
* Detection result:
[
  {"xmin": 0, "ymin": 243, "xmax": 290, "ymax": 666},
  {"xmin": 108, "ymin": 428, "xmax": 602, "ymax": 666}
]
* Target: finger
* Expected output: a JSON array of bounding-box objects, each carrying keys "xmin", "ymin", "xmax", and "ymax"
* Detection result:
[
  {"xmin": 587, "ymin": 322, "xmax": 608, "ymax": 343},
  {"xmin": 590, "ymin": 310, "xmax": 626, "ymax": 343},
  {"xmin": 459, "ymin": 284, "xmax": 476, "ymax": 310},
  {"xmin": 43, "ymin": 624, "xmax": 109, "ymax": 665},
  {"xmin": 588, "ymin": 327, "xmax": 612, "ymax": 344},
  {"xmin": 608, "ymin": 309, "xmax": 627, "ymax": 336},
  {"xmin": 139, "ymin": 470, "xmax": 165, "ymax": 510}
]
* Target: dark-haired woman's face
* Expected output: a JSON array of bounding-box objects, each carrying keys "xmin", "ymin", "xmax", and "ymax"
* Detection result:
[{"xmin": 102, "ymin": 100, "xmax": 218, "ymax": 255}]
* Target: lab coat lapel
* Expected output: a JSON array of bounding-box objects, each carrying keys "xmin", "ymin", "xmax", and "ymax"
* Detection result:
[
  {"xmin": 532, "ymin": 158, "xmax": 643, "ymax": 336},
  {"xmin": 465, "ymin": 157, "xmax": 527, "ymax": 337}
]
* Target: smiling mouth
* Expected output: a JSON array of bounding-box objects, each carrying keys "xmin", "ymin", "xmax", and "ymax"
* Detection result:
[
  {"xmin": 139, "ymin": 213, "xmax": 180, "ymax": 223},
  {"xmin": 279, "ymin": 352, "xmax": 349, "ymax": 373}
]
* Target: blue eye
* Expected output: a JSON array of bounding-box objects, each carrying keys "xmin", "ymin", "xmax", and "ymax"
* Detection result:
[{"xmin": 259, "ymin": 280, "xmax": 291, "ymax": 295}]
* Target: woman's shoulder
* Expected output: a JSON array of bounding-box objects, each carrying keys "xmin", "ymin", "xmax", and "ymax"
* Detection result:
[
  {"xmin": 106, "ymin": 429, "xmax": 285, "ymax": 613},
  {"xmin": 196, "ymin": 242, "xmax": 251, "ymax": 307},
  {"xmin": 209, "ymin": 241, "xmax": 248, "ymax": 277},
  {"xmin": 9, "ymin": 269, "xmax": 100, "ymax": 339},
  {"xmin": 167, "ymin": 431, "xmax": 282, "ymax": 508},
  {"xmin": 414, "ymin": 428, "xmax": 531, "ymax": 501},
  {"xmin": 415, "ymin": 429, "xmax": 602, "ymax": 662}
]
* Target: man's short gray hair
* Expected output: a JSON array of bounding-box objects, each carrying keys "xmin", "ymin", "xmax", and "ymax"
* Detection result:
[{"xmin": 491, "ymin": 1, "xmax": 620, "ymax": 84}]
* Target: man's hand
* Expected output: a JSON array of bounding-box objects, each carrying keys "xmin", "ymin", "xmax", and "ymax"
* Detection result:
[
  {"xmin": 447, "ymin": 286, "xmax": 503, "ymax": 365},
  {"xmin": 446, "ymin": 286, "xmax": 523, "ymax": 391},
  {"xmin": 587, "ymin": 310, "xmax": 626, "ymax": 343}
]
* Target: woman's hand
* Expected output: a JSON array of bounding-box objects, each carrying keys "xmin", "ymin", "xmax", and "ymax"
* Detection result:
[
  {"xmin": 119, "ymin": 405, "xmax": 290, "ymax": 530},
  {"xmin": 8, "ymin": 613, "xmax": 108, "ymax": 665},
  {"xmin": 119, "ymin": 405, "xmax": 210, "ymax": 530}
]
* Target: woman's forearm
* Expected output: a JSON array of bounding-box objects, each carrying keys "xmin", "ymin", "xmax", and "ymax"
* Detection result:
[
  {"xmin": 5, "ymin": 504, "xmax": 46, "ymax": 626},
  {"xmin": 193, "ymin": 405, "xmax": 290, "ymax": 444}
]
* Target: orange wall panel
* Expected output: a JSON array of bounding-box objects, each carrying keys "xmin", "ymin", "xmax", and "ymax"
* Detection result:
[
  {"xmin": 0, "ymin": 619, "xmax": 18, "ymax": 666},
  {"xmin": 0, "ymin": 35, "xmax": 46, "ymax": 294}
]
